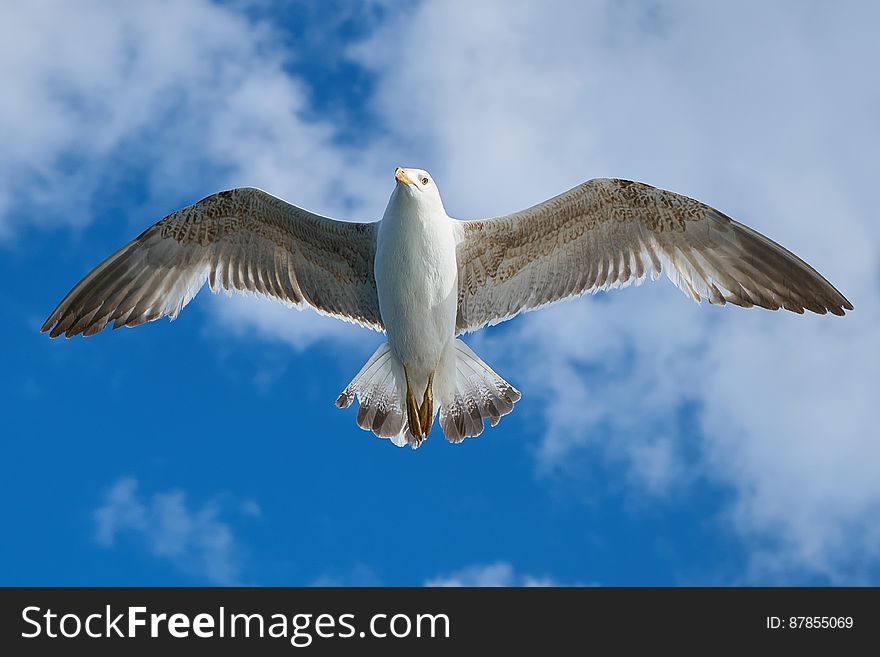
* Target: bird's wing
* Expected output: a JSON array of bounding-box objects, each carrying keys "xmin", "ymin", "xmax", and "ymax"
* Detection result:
[
  {"xmin": 454, "ymin": 178, "xmax": 852, "ymax": 333},
  {"xmin": 42, "ymin": 187, "xmax": 382, "ymax": 338}
]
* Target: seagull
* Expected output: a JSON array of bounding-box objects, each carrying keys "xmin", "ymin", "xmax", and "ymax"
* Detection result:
[{"xmin": 42, "ymin": 168, "xmax": 852, "ymax": 448}]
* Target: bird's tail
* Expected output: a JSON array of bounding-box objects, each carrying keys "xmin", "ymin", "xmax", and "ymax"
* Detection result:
[
  {"xmin": 336, "ymin": 339, "xmax": 520, "ymax": 448},
  {"xmin": 335, "ymin": 342, "xmax": 410, "ymax": 446},
  {"xmin": 434, "ymin": 339, "xmax": 521, "ymax": 443}
]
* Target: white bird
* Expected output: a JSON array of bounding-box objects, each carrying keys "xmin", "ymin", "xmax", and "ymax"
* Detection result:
[{"xmin": 43, "ymin": 168, "xmax": 852, "ymax": 448}]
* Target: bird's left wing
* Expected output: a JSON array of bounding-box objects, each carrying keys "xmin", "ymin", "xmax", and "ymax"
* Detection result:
[
  {"xmin": 454, "ymin": 178, "xmax": 851, "ymax": 334},
  {"xmin": 42, "ymin": 187, "xmax": 382, "ymax": 338}
]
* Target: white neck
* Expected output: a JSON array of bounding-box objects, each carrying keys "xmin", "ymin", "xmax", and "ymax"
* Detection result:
[{"xmin": 382, "ymin": 185, "xmax": 448, "ymax": 225}]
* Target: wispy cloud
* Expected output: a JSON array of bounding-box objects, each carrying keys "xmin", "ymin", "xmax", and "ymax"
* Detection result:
[
  {"xmin": 358, "ymin": 1, "xmax": 880, "ymax": 582},
  {"xmin": 0, "ymin": 0, "xmax": 380, "ymax": 351},
  {"xmin": 208, "ymin": 295, "xmax": 370, "ymax": 352},
  {"xmin": 426, "ymin": 562, "xmax": 559, "ymax": 587},
  {"xmin": 94, "ymin": 477, "xmax": 250, "ymax": 584}
]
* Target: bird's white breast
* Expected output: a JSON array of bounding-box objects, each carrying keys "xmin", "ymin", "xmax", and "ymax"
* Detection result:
[{"xmin": 374, "ymin": 192, "xmax": 459, "ymax": 379}]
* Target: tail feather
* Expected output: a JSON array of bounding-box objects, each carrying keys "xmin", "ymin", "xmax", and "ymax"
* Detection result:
[
  {"xmin": 336, "ymin": 339, "xmax": 520, "ymax": 448},
  {"xmin": 336, "ymin": 343, "xmax": 407, "ymax": 443},
  {"xmin": 437, "ymin": 340, "xmax": 521, "ymax": 443}
]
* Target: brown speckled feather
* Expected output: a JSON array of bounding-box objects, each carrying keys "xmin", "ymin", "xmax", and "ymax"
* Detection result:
[
  {"xmin": 42, "ymin": 188, "xmax": 382, "ymax": 338},
  {"xmin": 454, "ymin": 178, "xmax": 852, "ymax": 333}
]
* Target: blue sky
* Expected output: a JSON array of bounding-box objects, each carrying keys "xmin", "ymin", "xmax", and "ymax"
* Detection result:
[{"xmin": 2, "ymin": 0, "xmax": 878, "ymax": 586}]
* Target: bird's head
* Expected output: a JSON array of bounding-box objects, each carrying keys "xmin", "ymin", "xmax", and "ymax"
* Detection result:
[{"xmin": 390, "ymin": 166, "xmax": 446, "ymax": 215}]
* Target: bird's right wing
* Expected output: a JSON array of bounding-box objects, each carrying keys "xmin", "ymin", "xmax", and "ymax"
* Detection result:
[
  {"xmin": 42, "ymin": 187, "xmax": 383, "ymax": 338},
  {"xmin": 454, "ymin": 178, "xmax": 851, "ymax": 333}
]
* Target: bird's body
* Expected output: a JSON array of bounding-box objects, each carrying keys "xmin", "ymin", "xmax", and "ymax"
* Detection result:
[
  {"xmin": 368, "ymin": 168, "xmax": 509, "ymax": 444},
  {"xmin": 375, "ymin": 176, "xmax": 458, "ymax": 411},
  {"xmin": 42, "ymin": 167, "xmax": 853, "ymax": 448}
]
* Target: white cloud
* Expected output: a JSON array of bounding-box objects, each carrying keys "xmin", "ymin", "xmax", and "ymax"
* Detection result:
[
  {"xmin": 426, "ymin": 562, "xmax": 558, "ymax": 587},
  {"xmin": 0, "ymin": 0, "xmax": 377, "ymax": 220},
  {"xmin": 358, "ymin": 0, "xmax": 880, "ymax": 582},
  {"xmin": 94, "ymin": 477, "xmax": 248, "ymax": 584},
  {"xmin": 208, "ymin": 294, "xmax": 373, "ymax": 352},
  {"xmin": 0, "ymin": 0, "xmax": 384, "ymax": 349}
]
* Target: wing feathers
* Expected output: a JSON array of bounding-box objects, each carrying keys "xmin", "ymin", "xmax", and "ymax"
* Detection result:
[
  {"xmin": 43, "ymin": 188, "xmax": 382, "ymax": 338},
  {"xmin": 454, "ymin": 178, "xmax": 851, "ymax": 333}
]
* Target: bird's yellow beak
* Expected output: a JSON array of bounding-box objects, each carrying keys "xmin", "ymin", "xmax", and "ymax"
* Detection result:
[{"xmin": 395, "ymin": 167, "xmax": 415, "ymax": 187}]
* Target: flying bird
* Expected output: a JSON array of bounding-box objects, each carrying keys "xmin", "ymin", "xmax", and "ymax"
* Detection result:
[{"xmin": 42, "ymin": 169, "xmax": 852, "ymax": 447}]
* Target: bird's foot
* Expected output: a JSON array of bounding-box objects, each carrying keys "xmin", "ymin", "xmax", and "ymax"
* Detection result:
[
  {"xmin": 404, "ymin": 366, "xmax": 424, "ymax": 443},
  {"xmin": 418, "ymin": 371, "xmax": 434, "ymax": 437}
]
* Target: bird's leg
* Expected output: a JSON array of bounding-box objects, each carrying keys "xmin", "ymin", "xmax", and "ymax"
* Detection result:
[
  {"xmin": 403, "ymin": 366, "xmax": 424, "ymax": 444},
  {"xmin": 419, "ymin": 370, "xmax": 434, "ymax": 437}
]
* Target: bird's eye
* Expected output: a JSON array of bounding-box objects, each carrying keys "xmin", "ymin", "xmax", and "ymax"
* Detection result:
[{"xmin": 421, "ymin": 177, "xmax": 429, "ymax": 185}]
